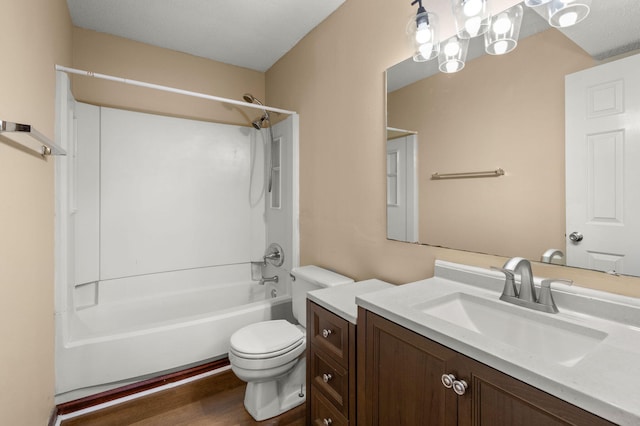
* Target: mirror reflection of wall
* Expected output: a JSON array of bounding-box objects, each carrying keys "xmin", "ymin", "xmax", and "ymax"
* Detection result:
[
  {"xmin": 388, "ymin": 28, "xmax": 594, "ymax": 258},
  {"xmin": 386, "ymin": 1, "xmax": 640, "ymax": 277}
]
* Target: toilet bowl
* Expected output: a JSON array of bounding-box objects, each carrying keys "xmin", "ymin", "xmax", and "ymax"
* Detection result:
[{"xmin": 228, "ymin": 265, "xmax": 353, "ymax": 421}]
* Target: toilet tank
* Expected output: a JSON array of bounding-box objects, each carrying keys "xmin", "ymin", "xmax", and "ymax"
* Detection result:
[{"xmin": 291, "ymin": 265, "xmax": 353, "ymax": 327}]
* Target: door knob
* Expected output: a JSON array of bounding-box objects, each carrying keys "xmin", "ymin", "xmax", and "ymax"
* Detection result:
[
  {"xmin": 569, "ymin": 232, "xmax": 583, "ymax": 242},
  {"xmin": 322, "ymin": 373, "xmax": 333, "ymax": 383},
  {"xmin": 321, "ymin": 329, "xmax": 333, "ymax": 338}
]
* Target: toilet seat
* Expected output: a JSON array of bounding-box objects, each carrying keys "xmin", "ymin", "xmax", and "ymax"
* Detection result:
[
  {"xmin": 230, "ymin": 320, "xmax": 304, "ymax": 358},
  {"xmin": 231, "ymin": 338, "xmax": 304, "ymax": 360},
  {"xmin": 229, "ymin": 320, "xmax": 306, "ymax": 371}
]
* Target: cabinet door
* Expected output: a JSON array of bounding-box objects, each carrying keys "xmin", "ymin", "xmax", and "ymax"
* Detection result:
[
  {"xmin": 456, "ymin": 355, "xmax": 616, "ymax": 426},
  {"xmin": 363, "ymin": 312, "xmax": 458, "ymax": 426}
]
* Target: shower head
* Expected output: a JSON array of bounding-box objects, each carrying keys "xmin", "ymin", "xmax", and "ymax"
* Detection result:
[
  {"xmin": 243, "ymin": 92, "xmax": 270, "ymax": 128},
  {"xmin": 252, "ymin": 114, "xmax": 269, "ymax": 129},
  {"xmin": 242, "ymin": 93, "xmax": 264, "ymax": 106}
]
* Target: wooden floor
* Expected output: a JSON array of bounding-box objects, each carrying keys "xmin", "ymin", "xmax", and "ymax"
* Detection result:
[{"xmin": 61, "ymin": 370, "xmax": 306, "ymax": 426}]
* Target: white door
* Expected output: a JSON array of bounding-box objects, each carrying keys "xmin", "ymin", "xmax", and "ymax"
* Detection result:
[
  {"xmin": 387, "ymin": 134, "xmax": 418, "ymax": 242},
  {"xmin": 565, "ymin": 53, "xmax": 640, "ymax": 275}
]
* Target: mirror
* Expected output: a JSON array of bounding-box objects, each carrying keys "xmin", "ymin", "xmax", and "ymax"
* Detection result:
[{"xmin": 386, "ymin": 1, "xmax": 640, "ymax": 277}]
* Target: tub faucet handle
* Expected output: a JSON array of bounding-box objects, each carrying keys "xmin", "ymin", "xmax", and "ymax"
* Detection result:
[{"xmin": 263, "ymin": 243, "xmax": 284, "ymax": 267}]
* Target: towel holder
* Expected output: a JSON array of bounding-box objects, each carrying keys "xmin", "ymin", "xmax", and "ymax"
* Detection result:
[
  {"xmin": 431, "ymin": 168, "xmax": 504, "ymax": 180},
  {"xmin": 0, "ymin": 120, "xmax": 66, "ymax": 156}
]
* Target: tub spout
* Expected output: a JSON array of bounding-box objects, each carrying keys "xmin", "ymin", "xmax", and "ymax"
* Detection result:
[{"xmin": 259, "ymin": 275, "xmax": 279, "ymax": 285}]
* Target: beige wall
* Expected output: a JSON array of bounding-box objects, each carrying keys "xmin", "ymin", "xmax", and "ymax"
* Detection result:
[
  {"xmin": 388, "ymin": 29, "xmax": 596, "ymax": 260},
  {"xmin": 72, "ymin": 28, "xmax": 265, "ymax": 126},
  {"xmin": 266, "ymin": 0, "xmax": 640, "ymax": 298},
  {"xmin": 0, "ymin": 0, "xmax": 72, "ymax": 423}
]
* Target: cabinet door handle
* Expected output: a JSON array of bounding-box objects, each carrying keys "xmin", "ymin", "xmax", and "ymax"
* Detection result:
[
  {"xmin": 442, "ymin": 374, "xmax": 468, "ymax": 396},
  {"xmin": 441, "ymin": 373, "xmax": 456, "ymax": 389},
  {"xmin": 322, "ymin": 373, "xmax": 333, "ymax": 383},
  {"xmin": 453, "ymin": 379, "xmax": 468, "ymax": 396},
  {"xmin": 322, "ymin": 418, "xmax": 332, "ymax": 426},
  {"xmin": 321, "ymin": 328, "xmax": 333, "ymax": 338}
]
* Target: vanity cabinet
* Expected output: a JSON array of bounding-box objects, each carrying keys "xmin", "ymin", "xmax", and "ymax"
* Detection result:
[
  {"xmin": 307, "ymin": 300, "xmax": 356, "ymax": 426},
  {"xmin": 358, "ymin": 309, "xmax": 615, "ymax": 426}
]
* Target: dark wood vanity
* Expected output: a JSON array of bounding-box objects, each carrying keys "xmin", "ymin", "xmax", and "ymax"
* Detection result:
[
  {"xmin": 307, "ymin": 300, "xmax": 357, "ymax": 425},
  {"xmin": 306, "ymin": 275, "xmax": 622, "ymax": 426},
  {"xmin": 357, "ymin": 308, "xmax": 615, "ymax": 426}
]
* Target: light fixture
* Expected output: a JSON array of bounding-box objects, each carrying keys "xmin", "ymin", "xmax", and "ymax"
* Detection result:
[
  {"xmin": 547, "ymin": 0, "xmax": 591, "ymax": 28},
  {"xmin": 451, "ymin": 0, "xmax": 491, "ymax": 39},
  {"xmin": 523, "ymin": 0, "xmax": 552, "ymax": 6},
  {"xmin": 438, "ymin": 36, "xmax": 469, "ymax": 73},
  {"xmin": 485, "ymin": 4, "xmax": 523, "ymax": 55},
  {"xmin": 407, "ymin": 0, "xmax": 439, "ymax": 61}
]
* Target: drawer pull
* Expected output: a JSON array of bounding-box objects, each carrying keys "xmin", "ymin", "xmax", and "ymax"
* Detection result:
[
  {"xmin": 322, "ymin": 373, "xmax": 333, "ymax": 383},
  {"xmin": 441, "ymin": 373, "xmax": 455, "ymax": 388},
  {"xmin": 453, "ymin": 379, "xmax": 468, "ymax": 396},
  {"xmin": 323, "ymin": 418, "xmax": 332, "ymax": 426},
  {"xmin": 442, "ymin": 373, "xmax": 468, "ymax": 396},
  {"xmin": 321, "ymin": 328, "xmax": 333, "ymax": 338}
]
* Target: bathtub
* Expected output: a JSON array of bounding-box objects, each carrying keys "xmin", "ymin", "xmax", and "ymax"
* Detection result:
[{"xmin": 55, "ymin": 273, "xmax": 292, "ymax": 396}]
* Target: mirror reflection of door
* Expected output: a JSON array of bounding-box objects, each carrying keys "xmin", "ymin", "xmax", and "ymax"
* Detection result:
[
  {"xmin": 565, "ymin": 53, "xmax": 640, "ymax": 276},
  {"xmin": 387, "ymin": 129, "xmax": 418, "ymax": 243}
]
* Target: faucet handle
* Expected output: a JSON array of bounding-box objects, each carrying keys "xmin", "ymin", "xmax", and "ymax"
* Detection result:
[
  {"xmin": 491, "ymin": 266, "xmax": 517, "ymax": 298},
  {"xmin": 538, "ymin": 279, "xmax": 573, "ymax": 313}
]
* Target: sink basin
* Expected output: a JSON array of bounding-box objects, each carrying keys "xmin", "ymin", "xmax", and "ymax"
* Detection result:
[{"xmin": 414, "ymin": 293, "xmax": 608, "ymax": 367}]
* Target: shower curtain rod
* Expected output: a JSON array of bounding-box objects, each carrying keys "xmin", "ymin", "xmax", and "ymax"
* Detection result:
[{"xmin": 55, "ymin": 65, "xmax": 297, "ymax": 116}]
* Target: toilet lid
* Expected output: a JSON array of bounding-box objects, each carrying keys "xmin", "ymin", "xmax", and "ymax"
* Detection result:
[{"xmin": 230, "ymin": 320, "xmax": 304, "ymax": 356}]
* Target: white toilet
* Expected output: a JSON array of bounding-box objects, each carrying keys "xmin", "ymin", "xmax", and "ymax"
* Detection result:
[{"xmin": 228, "ymin": 265, "xmax": 353, "ymax": 421}]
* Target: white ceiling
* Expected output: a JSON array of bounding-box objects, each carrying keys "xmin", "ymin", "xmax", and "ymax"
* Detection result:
[{"xmin": 66, "ymin": 0, "xmax": 345, "ymax": 72}]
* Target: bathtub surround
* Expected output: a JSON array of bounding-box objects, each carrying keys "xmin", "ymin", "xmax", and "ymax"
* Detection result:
[{"xmin": 55, "ymin": 95, "xmax": 299, "ymax": 397}]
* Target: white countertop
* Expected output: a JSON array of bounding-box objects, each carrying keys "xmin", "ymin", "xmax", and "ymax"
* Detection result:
[
  {"xmin": 307, "ymin": 279, "xmax": 394, "ymax": 324},
  {"xmin": 356, "ymin": 260, "xmax": 640, "ymax": 426}
]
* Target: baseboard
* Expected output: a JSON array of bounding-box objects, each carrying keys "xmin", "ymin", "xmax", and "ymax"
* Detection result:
[{"xmin": 52, "ymin": 358, "xmax": 230, "ymax": 421}]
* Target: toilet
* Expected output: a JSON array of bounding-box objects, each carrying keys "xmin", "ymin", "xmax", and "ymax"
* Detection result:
[{"xmin": 228, "ymin": 265, "xmax": 353, "ymax": 421}]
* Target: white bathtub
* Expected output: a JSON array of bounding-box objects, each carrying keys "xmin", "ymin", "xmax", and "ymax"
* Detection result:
[{"xmin": 55, "ymin": 277, "xmax": 292, "ymax": 396}]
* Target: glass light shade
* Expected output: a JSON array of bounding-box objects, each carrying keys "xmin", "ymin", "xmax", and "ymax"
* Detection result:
[
  {"xmin": 548, "ymin": 0, "xmax": 591, "ymax": 28},
  {"xmin": 451, "ymin": 0, "xmax": 491, "ymax": 39},
  {"xmin": 407, "ymin": 11, "xmax": 440, "ymax": 61},
  {"xmin": 523, "ymin": 0, "xmax": 553, "ymax": 6},
  {"xmin": 438, "ymin": 36, "xmax": 469, "ymax": 73},
  {"xmin": 485, "ymin": 5, "xmax": 523, "ymax": 55}
]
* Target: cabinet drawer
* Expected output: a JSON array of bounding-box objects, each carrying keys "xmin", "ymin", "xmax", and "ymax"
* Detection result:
[
  {"xmin": 310, "ymin": 343, "xmax": 349, "ymax": 416},
  {"xmin": 308, "ymin": 301, "xmax": 350, "ymax": 366},
  {"xmin": 311, "ymin": 387, "xmax": 349, "ymax": 426}
]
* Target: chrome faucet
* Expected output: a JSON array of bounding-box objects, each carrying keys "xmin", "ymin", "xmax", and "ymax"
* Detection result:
[
  {"xmin": 492, "ymin": 257, "xmax": 572, "ymax": 314},
  {"xmin": 259, "ymin": 275, "xmax": 279, "ymax": 285},
  {"xmin": 504, "ymin": 257, "xmax": 537, "ymax": 303}
]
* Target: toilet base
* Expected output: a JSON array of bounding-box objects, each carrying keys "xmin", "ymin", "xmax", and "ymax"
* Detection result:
[{"xmin": 243, "ymin": 357, "xmax": 306, "ymax": 421}]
